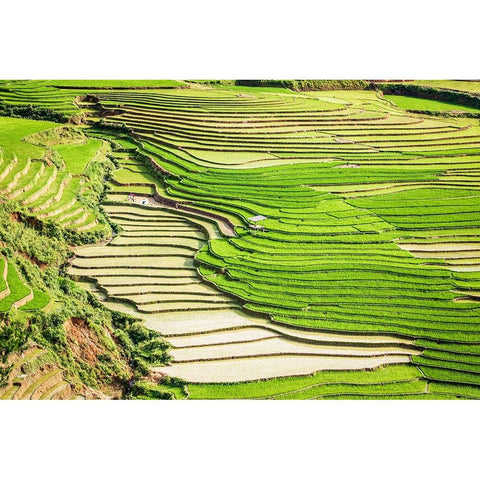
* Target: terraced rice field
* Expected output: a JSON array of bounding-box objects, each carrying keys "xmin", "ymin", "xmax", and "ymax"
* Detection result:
[
  {"xmin": 70, "ymin": 159, "xmax": 417, "ymax": 383},
  {"xmin": 0, "ymin": 117, "xmax": 111, "ymax": 235},
  {"xmin": 0, "ymin": 346, "xmax": 77, "ymax": 400},
  {"xmin": 0, "ymin": 257, "xmax": 50, "ymax": 312},
  {"xmin": 0, "ymin": 80, "xmax": 81, "ymax": 115},
  {"xmin": 5, "ymin": 81, "xmax": 478, "ymax": 398},
  {"xmin": 384, "ymin": 95, "xmax": 480, "ymax": 114},
  {"xmin": 0, "ymin": 80, "xmax": 188, "ymax": 117},
  {"xmin": 61, "ymin": 83, "xmax": 480, "ymax": 398}
]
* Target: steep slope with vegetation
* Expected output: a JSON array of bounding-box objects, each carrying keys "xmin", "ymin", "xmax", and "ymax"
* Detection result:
[
  {"xmin": 0, "ymin": 113, "xmax": 182, "ymax": 399},
  {"xmin": 0, "ymin": 198, "xmax": 174, "ymax": 399}
]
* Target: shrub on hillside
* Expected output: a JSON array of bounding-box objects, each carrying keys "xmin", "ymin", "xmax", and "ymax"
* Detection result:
[
  {"xmin": 0, "ymin": 313, "xmax": 29, "ymax": 362},
  {"xmin": 235, "ymin": 79, "xmax": 369, "ymax": 91},
  {"xmin": 0, "ymin": 101, "xmax": 68, "ymax": 123}
]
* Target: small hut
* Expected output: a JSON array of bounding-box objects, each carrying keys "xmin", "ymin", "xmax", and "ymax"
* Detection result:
[{"xmin": 248, "ymin": 215, "xmax": 267, "ymax": 234}]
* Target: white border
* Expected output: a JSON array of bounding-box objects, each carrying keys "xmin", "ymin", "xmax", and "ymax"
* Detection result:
[
  {"xmin": 1, "ymin": 400, "xmax": 479, "ymax": 479},
  {"xmin": 1, "ymin": 1, "xmax": 479, "ymax": 478},
  {"xmin": 2, "ymin": 0, "xmax": 479, "ymax": 79}
]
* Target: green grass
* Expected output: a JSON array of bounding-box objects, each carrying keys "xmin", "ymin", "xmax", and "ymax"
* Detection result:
[
  {"xmin": 0, "ymin": 117, "xmax": 58, "ymax": 162},
  {"xmin": 187, "ymin": 364, "xmax": 423, "ymax": 399},
  {"xmin": 84, "ymin": 87, "xmax": 480, "ymax": 393},
  {"xmin": 384, "ymin": 94, "xmax": 480, "ymax": 113},
  {"xmin": 112, "ymin": 168, "xmax": 163, "ymax": 187},
  {"xmin": 349, "ymin": 187, "xmax": 480, "ymax": 230},
  {"xmin": 0, "ymin": 117, "xmax": 113, "ymax": 235},
  {"xmin": 206, "ymin": 83, "xmax": 300, "ymax": 95},
  {"xmin": 54, "ymin": 138, "xmax": 102, "ymax": 174},
  {"xmin": 0, "ymin": 262, "xmax": 31, "ymax": 312},
  {"xmin": 21, "ymin": 289, "xmax": 51, "ymax": 311},
  {"xmin": 0, "ymin": 81, "xmax": 79, "ymax": 115}
]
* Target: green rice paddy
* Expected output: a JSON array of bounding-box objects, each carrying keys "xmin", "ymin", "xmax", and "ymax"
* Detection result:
[
  {"xmin": 3, "ymin": 80, "xmax": 480, "ymax": 398},
  {"xmin": 0, "ymin": 117, "xmax": 112, "ymax": 236},
  {"xmin": 0, "ymin": 260, "xmax": 49, "ymax": 312},
  {"xmin": 384, "ymin": 94, "xmax": 480, "ymax": 113},
  {"xmin": 81, "ymin": 84, "xmax": 480, "ymax": 397},
  {"xmin": 53, "ymin": 137, "xmax": 103, "ymax": 174}
]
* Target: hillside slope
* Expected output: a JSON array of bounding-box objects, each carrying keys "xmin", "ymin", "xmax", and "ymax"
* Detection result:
[{"xmin": 0, "ymin": 115, "xmax": 180, "ymax": 399}]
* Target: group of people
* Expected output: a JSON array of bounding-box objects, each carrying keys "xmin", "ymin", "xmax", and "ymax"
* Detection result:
[{"xmin": 128, "ymin": 193, "xmax": 149, "ymax": 206}]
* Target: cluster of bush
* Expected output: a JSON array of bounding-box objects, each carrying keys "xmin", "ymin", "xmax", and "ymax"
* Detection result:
[
  {"xmin": 235, "ymin": 79, "xmax": 369, "ymax": 91},
  {"xmin": 0, "ymin": 311, "xmax": 29, "ymax": 386},
  {"xmin": 111, "ymin": 318, "xmax": 171, "ymax": 375},
  {"xmin": 0, "ymin": 101, "xmax": 67, "ymax": 123},
  {"xmin": 0, "ymin": 204, "xmax": 68, "ymax": 266}
]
